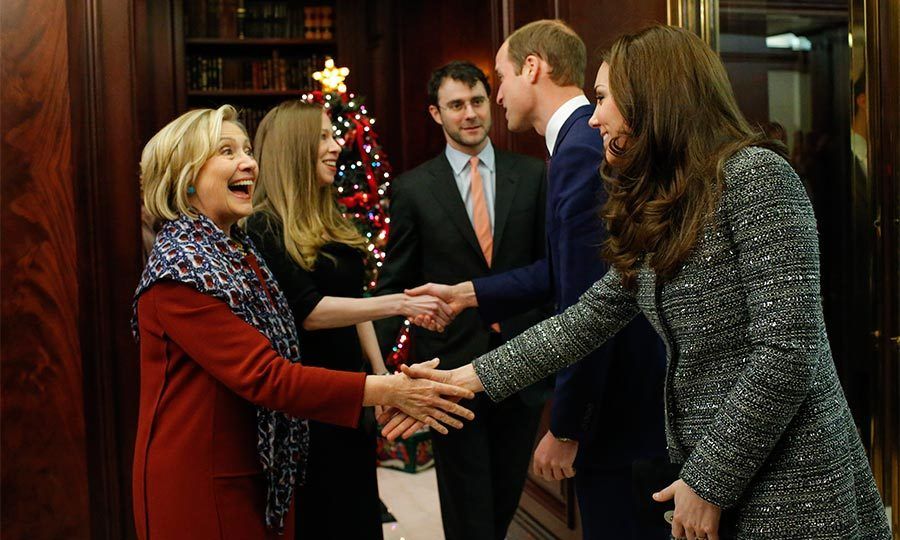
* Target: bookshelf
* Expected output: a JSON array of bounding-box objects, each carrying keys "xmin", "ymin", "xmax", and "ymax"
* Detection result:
[{"xmin": 175, "ymin": 1, "xmax": 338, "ymax": 136}]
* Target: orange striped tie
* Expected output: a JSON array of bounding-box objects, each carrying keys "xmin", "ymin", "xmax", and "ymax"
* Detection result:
[
  {"xmin": 469, "ymin": 156, "xmax": 493, "ymax": 266},
  {"xmin": 469, "ymin": 156, "xmax": 501, "ymax": 333}
]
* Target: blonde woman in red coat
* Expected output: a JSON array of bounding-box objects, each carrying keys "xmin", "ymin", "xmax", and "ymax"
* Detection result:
[{"xmin": 132, "ymin": 105, "xmax": 473, "ymax": 540}]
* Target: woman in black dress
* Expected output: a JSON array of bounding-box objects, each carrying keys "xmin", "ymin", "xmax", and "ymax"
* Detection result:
[{"xmin": 246, "ymin": 100, "xmax": 452, "ymax": 539}]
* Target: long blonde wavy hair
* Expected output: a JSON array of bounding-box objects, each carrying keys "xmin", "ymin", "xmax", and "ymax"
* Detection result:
[
  {"xmin": 600, "ymin": 25, "xmax": 785, "ymax": 288},
  {"xmin": 251, "ymin": 100, "xmax": 366, "ymax": 270}
]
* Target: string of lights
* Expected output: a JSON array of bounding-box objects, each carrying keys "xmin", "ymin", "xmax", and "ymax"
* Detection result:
[{"xmin": 304, "ymin": 58, "xmax": 409, "ymax": 367}]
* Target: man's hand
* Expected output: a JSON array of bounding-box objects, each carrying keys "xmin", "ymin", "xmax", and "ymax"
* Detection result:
[
  {"xmin": 405, "ymin": 281, "xmax": 478, "ymax": 319},
  {"xmin": 533, "ymin": 431, "xmax": 578, "ymax": 481},
  {"xmin": 400, "ymin": 293, "xmax": 454, "ymax": 332}
]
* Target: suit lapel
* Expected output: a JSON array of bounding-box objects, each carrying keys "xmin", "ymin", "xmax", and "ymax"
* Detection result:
[
  {"xmin": 425, "ymin": 155, "xmax": 486, "ymax": 264},
  {"xmin": 552, "ymin": 104, "xmax": 593, "ymax": 155},
  {"xmin": 492, "ymin": 151, "xmax": 518, "ymax": 257}
]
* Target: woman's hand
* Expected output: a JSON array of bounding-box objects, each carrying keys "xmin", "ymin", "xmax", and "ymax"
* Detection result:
[
  {"xmin": 400, "ymin": 294, "xmax": 455, "ymax": 332},
  {"xmin": 364, "ymin": 359, "xmax": 475, "ymax": 435},
  {"xmin": 378, "ymin": 361, "xmax": 485, "ymax": 440},
  {"xmin": 654, "ymin": 479, "xmax": 721, "ymax": 540}
]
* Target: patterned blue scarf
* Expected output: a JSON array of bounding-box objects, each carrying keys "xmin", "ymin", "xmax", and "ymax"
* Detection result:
[{"xmin": 132, "ymin": 213, "xmax": 309, "ymax": 532}]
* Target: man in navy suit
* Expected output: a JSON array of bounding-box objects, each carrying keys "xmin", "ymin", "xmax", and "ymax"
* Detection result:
[{"xmin": 408, "ymin": 20, "xmax": 668, "ymax": 539}]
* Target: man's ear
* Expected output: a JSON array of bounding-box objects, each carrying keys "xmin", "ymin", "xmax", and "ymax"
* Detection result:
[
  {"xmin": 523, "ymin": 54, "xmax": 542, "ymax": 83},
  {"xmin": 428, "ymin": 105, "xmax": 444, "ymax": 126}
]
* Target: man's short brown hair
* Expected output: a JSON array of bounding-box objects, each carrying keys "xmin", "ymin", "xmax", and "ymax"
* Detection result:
[{"xmin": 506, "ymin": 19, "xmax": 586, "ymax": 87}]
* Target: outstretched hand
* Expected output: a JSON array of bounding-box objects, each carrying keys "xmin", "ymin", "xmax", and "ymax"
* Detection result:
[
  {"xmin": 379, "ymin": 360, "xmax": 484, "ymax": 440},
  {"xmin": 405, "ymin": 282, "xmax": 477, "ymax": 329},
  {"xmin": 400, "ymin": 293, "xmax": 455, "ymax": 332}
]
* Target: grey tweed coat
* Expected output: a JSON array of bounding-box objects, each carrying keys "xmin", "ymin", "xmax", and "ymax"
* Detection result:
[{"xmin": 473, "ymin": 147, "xmax": 891, "ymax": 539}]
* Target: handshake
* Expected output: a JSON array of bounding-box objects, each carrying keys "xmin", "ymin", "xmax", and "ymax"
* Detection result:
[
  {"xmin": 399, "ymin": 281, "xmax": 478, "ymax": 332},
  {"xmin": 373, "ymin": 359, "xmax": 484, "ymax": 442},
  {"xmin": 372, "ymin": 281, "xmax": 483, "ymax": 440}
]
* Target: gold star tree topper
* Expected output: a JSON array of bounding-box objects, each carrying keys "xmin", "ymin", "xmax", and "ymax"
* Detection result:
[{"xmin": 313, "ymin": 57, "xmax": 350, "ymax": 93}]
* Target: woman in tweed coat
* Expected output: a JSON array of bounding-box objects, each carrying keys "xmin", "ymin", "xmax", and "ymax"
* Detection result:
[{"xmin": 388, "ymin": 25, "xmax": 892, "ymax": 540}]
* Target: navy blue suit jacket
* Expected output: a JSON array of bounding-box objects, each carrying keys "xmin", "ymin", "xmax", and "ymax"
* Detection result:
[{"xmin": 472, "ymin": 105, "xmax": 667, "ymax": 469}]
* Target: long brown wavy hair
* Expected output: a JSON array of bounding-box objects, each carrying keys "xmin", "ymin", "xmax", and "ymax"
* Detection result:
[
  {"xmin": 251, "ymin": 100, "xmax": 366, "ymax": 271},
  {"xmin": 600, "ymin": 25, "xmax": 785, "ymax": 288}
]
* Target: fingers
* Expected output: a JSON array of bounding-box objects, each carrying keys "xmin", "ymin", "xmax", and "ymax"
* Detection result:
[
  {"xmin": 377, "ymin": 405, "xmax": 399, "ymax": 425},
  {"xmin": 400, "ymin": 363, "xmax": 449, "ymax": 383},
  {"xmin": 382, "ymin": 418, "xmax": 412, "ymax": 441},
  {"xmin": 420, "ymin": 358, "xmax": 441, "ymax": 368},
  {"xmin": 430, "ymin": 396, "xmax": 474, "ymax": 420},
  {"xmin": 435, "ymin": 298, "xmax": 455, "ymax": 319},
  {"xmin": 653, "ymin": 481, "xmax": 677, "ymax": 502},
  {"xmin": 426, "ymin": 301, "xmax": 452, "ymax": 326},
  {"xmin": 410, "ymin": 314, "xmax": 446, "ymax": 333},
  {"xmin": 430, "ymin": 380, "xmax": 475, "ymax": 400},
  {"xmin": 662, "ymin": 480, "xmax": 720, "ymax": 540},
  {"xmin": 422, "ymin": 407, "xmax": 464, "ymax": 430},
  {"xmin": 401, "ymin": 420, "xmax": 423, "ymax": 439},
  {"xmin": 422, "ymin": 415, "xmax": 448, "ymax": 435},
  {"xmin": 404, "ymin": 284, "xmax": 434, "ymax": 297}
]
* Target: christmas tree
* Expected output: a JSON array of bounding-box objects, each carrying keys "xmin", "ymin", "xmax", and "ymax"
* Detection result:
[{"xmin": 304, "ymin": 58, "xmax": 412, "ymax": 369}]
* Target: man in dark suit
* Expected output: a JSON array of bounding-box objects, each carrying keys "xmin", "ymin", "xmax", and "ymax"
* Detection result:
[
  {"xmin": 374, "ymin": 61, "xmax": 549, "ymax": 540},
  {"xmin": 407, "ymin": 21, "xmax": 668, "ymax": 539}
]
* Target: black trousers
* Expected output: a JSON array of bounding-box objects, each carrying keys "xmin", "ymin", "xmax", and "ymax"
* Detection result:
[
  {"xmin": 432, "ymin": 390, "xmax": 543, "ymax": 540},
  {"xmin": 575, "ymin": 466, "xmax": 670, "ymax": 540},
  {"xmin": 293, "ymin": 418, "xmax": 383, "ymax": 540}
]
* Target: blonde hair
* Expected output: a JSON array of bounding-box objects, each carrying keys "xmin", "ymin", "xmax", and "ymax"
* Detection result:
[
  {"xmin": 507, "ymin": 19, "xmax": 586, "ymax": 87},
  {"xmin": 599, "ymin": 25, "xmax": 784, "ymax": 288},
  {"xmin": 140, "ymin": 105, "xmax": 240, "ymax": 221},
  {"xmin": 251, "ymin": 100, "xmax": 366, "ymax": 271}
]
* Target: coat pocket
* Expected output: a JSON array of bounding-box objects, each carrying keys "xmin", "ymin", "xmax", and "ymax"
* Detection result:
[{"xmin": 212, "ymin": 472, "xmax": 270, "ymax": 539}]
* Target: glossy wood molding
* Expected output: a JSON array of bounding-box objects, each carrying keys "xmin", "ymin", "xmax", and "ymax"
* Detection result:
[{"xmin": 0, "ymin": 0, "xmax": 90, "ymax": 537}]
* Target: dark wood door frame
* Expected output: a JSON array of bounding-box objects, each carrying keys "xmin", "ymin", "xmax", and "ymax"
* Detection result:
[{"xmin": 66, "ymin": 1, "xmax": 146, "ymax": 538}]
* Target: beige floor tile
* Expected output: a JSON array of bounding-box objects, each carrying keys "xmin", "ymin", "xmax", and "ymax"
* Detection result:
[{"xmin": 378, "ymin": 467, "xmax": 444, "ymax": 540}]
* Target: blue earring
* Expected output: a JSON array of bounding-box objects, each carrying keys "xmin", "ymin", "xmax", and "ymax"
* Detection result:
[{"xmin": 187, "ymin": 185, "xmax": 196, "ymax": 195}]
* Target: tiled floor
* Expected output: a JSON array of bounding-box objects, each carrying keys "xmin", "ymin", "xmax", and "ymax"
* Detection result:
[{"xmin": 378, "ymin": 466, "xmax": 444, "ymax": 540}]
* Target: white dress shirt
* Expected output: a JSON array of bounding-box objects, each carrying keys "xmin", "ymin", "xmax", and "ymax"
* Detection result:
[
  {"xmin": 445, "ymin": 141, "xmax": 497, "ymax": 231},
  {"xmin": 544, "ymin": 94, "xmax": 591, "ymax": 156}
]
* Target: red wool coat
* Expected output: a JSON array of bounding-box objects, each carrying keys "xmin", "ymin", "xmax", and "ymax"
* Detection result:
[{"xmin": 133, "ymin": 280, "xmax": 366, "ymax": 539}]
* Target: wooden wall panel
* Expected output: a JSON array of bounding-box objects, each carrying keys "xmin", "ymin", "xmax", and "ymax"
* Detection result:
[
  {"xmin": 0, "ymin": 0, "xmax": 90, "ymax": 538},
  {"xmin": 68, "ymin": 0, "xmax": 145, "ymax": 537},
  {"xmin": 392, "ymin": 0, "xmax": 499, "ymax": 172}
]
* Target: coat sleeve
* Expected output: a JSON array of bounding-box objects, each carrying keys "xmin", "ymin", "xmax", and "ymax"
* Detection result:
[
  {"xmin": 148, "ymin": 281, "xmax": 366, "ymax": 427},
  {"xmin": 473, "ymin": 268, "xmax": 638, "ymax": 401},
  {"xmin": 679, "ymin": 150, "xmax": 822, "ymax": 508},
  {"xmin": 472, "ymin": 162, "xmax": 554, "ymax": 322}
]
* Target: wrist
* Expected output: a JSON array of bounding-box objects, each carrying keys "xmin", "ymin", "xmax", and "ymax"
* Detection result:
[
  {"xmin": 394, "ymin": 293, "xmax": 409, "ymax": 316},
  {"xmin": 453, "ymin": 364, "xmax": 484, "ymax": 393},
  {"xmin": 362, "ymin": 374, "xmax": 394, "ymax": 406},
  {"xmin": 454, "ymin": 281, "xmax": 478, "ymax": 308}
]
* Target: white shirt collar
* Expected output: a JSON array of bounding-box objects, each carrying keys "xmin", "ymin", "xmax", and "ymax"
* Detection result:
[
  {"xmin": 445, "ymin": 140, "xmax": 495, "ymax": 175},
  {"xmin": 545, "ymin": 95, "xmax": 591, "ymax": 156}
]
